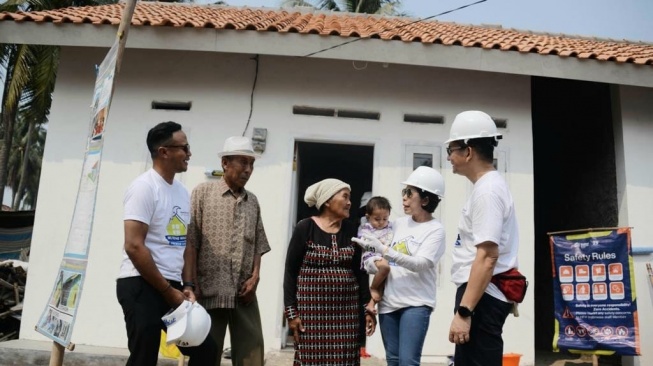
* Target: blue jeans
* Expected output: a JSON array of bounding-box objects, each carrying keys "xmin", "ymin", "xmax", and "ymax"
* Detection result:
[{"xmin": 379, "ymin": 306, "xmax": 432, "ymax": 366}]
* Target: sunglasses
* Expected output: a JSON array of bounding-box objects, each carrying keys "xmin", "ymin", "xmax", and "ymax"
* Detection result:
[
  {"xmin": 402, "ymin": 187, "xmax": 414, "ymax": 198},
  {"xmin": 446, "ymin": 145, "xmax": 466, "ymax": 156},
  {"xmin": 164, "ymin": 144, "xmax": 191, "ymax": 154}
]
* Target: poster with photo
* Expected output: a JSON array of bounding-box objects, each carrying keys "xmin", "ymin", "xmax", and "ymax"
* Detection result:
[{"xmin": 36, "ymin": 40, "xmax": 119, "ymax": 347}]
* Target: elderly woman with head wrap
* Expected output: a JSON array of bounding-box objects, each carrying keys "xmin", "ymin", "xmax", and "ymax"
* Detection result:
[{"xmin": 283, "ymin": 178, "xmax": 376, "ymax": 366}]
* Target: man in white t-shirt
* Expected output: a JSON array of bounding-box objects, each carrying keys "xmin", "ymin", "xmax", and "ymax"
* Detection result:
[
  {"xmin": 116, "ymin": 121, "xmax": 217, "ymax": 366},
  {"xmin": 445, "ymin": 111, "xmax": 519, "ymax": 366}
]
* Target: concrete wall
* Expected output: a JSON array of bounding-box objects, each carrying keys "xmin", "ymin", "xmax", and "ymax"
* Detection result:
[
  {"xmin": 615, "ymin": 85, "xmax": 653, "ymax": 366},
  {"xmin": 22, "ymin": 47, "xmax": 536, "ymax": 364}
]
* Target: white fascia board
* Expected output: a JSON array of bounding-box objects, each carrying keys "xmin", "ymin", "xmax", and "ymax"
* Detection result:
[
  {"xmin": 2, "ymin": 21, "xmax": 652, "ymax": 88},
  {"xmin": 0, "ymin": 22, "xmax": 116, "ymax": 48}
]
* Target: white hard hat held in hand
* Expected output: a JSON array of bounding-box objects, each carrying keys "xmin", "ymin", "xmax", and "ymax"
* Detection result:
[{"xmin": 162, "ymin": 300, "xmax": 211, "ymax": 347}]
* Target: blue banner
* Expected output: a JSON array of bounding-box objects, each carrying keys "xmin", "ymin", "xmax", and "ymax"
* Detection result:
[{"xmin": 550, "ymin": 228, "xmax": 640, "ymax": 355}]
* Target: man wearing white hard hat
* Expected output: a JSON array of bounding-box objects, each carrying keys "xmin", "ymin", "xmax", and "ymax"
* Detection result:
[
  {"xmin": 445, "ymin": 111, "xmax": 520, "ymax": 366},
  {"xmin": 116, "ymin": 121, "xmax": 217, "ymax": 365},
  {"xmin": 185, "ymin": 136, "xmax": 271, "ymax": 366}
]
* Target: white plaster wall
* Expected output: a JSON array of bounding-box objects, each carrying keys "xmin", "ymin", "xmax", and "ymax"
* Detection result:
[
  {"xmin": 617, "ymin": 85, "xmax": 653, "ymax": 366},
  {"xmin": 21, "ymin": 47, "xmax": 535, "ymax": 364}
]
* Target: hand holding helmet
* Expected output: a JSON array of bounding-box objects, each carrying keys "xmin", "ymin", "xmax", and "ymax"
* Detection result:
[
  {"xmin": 352, "ymin": 235, "xmax": 387, "ymax": 254},
  {"xmin": 162, "ymin": 300, "xmax": 212, "ymax": 347}
]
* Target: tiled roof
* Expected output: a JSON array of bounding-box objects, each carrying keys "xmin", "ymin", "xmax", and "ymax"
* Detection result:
[{"xmin": 1, "ymin": 2, "xmax": 652, "ymax": 65}]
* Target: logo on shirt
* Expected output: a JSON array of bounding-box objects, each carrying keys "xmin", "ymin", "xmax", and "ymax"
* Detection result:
[
  {"xmin": 453, "ymin": 234, "xmax": 461, "ymax": 247},
  {"xmin": 388, "ymin": 235, "xmax": 414, "ymax": 266},
  {"xmin": 165, "ymin": 206, "xmax": 187, "ymax": 247},
  {"xmin": 392, "ymin": 236, "xmax": 414, "ymax": 255}
]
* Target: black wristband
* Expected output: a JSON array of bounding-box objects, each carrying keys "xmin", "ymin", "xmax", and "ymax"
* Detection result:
[
  {"xmin": 182, "ymin": 281, "xmax": 195, "ymax": 290},
  {"xmin": 457, "ymin": 305, "xmax": 474, "ymax": 318}
]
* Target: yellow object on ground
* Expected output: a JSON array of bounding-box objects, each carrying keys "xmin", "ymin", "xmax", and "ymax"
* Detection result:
[{"xmin": 160, "ymin": 330, "xmax": 181, "ymax": 359}]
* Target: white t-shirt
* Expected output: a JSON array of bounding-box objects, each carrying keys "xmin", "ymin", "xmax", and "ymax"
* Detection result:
[
  {"xmin": 450, "ymin": 170, "xmax": 519, "ymax": 301},
  {"xmin": 378, "ymin": 216, "xmax": 446, "ymax": 314},
  {"xmin": 118, "ymin": 169, "xmax": 190, "ymax": 282}
]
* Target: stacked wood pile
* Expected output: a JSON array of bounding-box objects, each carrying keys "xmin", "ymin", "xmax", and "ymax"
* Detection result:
[{"xmin": 0, "ymin": 260, "xmax": 26, "ymax": 342}]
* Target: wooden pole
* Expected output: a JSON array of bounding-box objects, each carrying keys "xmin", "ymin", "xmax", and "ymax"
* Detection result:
[
  {"xmin": 45, "ymin": 3, "xmax": 137, "ymax": 366},
  {"xmin": 49, "ymin": 342, "xmax": 64, "ymax": 366},
  {"xmin": 115, "ymin": 0, "xmax": 138, "ymax": 75},
  {"xmin": 546, "ymin": 227, "xmax": 624, "ymax": 235}
]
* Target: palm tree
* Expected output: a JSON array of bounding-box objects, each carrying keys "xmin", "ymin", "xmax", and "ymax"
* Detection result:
[
  {"xmin": 0, "ymin": 42, "xmax": 30, "ymax": 208},
  {"xmin": 0, "ymin": 0, "xmax": 115, "ymax": 209},
  {"xmin": 280, "ymin": 0, "xmax": 404, "ymax": 15},
  {"xmin": 7, "ymin": 113, "xmax": 46, "ymax": 210}
]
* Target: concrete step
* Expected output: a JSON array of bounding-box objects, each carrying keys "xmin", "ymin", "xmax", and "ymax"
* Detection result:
[
  {"xmin": 0, "ymin": 339, "xmax": 190, "ymax": 366},
  {"xmin": 0, "ymin": 339, "xmax": 448, "ymax": 365}
]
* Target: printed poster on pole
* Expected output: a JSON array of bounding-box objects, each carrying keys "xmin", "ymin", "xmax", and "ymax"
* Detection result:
[
  {"xmin": 550, "ymin": 227, "xmax": 640, "ymax": 355},
  {"xmin": 35, "ymin": 40, "xmax": 118, "ymax": 346}
]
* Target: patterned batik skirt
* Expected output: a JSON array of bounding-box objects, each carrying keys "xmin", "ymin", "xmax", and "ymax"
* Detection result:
[{"xmin": 294, "ymin": 241, "xmax": 360, "ymax": 366}]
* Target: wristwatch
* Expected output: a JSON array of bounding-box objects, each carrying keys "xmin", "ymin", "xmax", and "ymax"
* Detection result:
[
  {"xmin": 457, "ymin": 305, "xmax": 474, "ymax": 318},
  {"xmin": 182, "ymin": 281, "xmax": 196, "ymax": 290}
]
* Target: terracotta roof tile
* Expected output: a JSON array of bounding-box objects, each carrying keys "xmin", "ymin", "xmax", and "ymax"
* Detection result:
[{"xmin": 1, "ymin": 2, "xmax": 652, "ymax": 65}]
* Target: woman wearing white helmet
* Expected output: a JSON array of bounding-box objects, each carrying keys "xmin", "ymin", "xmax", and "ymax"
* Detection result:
[{"xmin": 353, "ymin": 166, "xmax": 446, "ymax": 366}]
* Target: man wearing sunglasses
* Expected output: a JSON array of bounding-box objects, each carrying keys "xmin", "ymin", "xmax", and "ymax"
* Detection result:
[
  {"xmin": 446, "ymin": 111, "xmax": 520, "ymax": 366},
  {"xmin": 117, "ymin": 121, "xmax": 217, "ymax": 365}
]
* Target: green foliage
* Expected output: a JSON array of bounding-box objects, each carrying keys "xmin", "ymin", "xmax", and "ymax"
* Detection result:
[
  {"xmin": 0, "ymin": 0, "xmax": 118, "ymax": 209},
  {"xmin": 280, "ymin": 0, "xmax": 405, "ymax": 15}
]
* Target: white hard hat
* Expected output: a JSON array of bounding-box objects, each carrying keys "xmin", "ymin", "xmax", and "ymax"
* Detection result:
[
  {"xmin": 162, "ymin": 300, "xmax": 211, "ymax": 347},
  {"xmin": 401, "ymin": 166, "xmax": 445, "ymax": 197},
  {"xmin": 445, "ymin": 110, "xmax": 502, "ymax": 144},
  {"xmin": 359, "ymin": 191, "xmax": 372, "ymax": 208}
]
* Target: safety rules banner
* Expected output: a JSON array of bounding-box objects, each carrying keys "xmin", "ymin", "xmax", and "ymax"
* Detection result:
[
  {"xmin": 34, "ymin": 41, "xmax": 118, "ymax": 347},
  {"xmin": 550, "ymin": 227, "xmax": 640, "ymax": 355}
]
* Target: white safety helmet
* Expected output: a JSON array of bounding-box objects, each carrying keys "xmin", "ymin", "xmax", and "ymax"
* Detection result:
[
  {"xmin": 359, "ymin": 191, "xmax": 372, "ymax": 208},
  {"xmin": 162, "ymin": 300, "xmax": 211, "ymax": 348},
  {"xmin": 401, "ymin": 166, "xmax": 445, "ymax": 198},
  {"xmin": 445, "ymin": 110, "xmax": 502, "ymax": 144}
]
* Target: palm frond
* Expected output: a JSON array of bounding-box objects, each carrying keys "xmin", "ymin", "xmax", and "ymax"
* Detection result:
[
  {"xmin": 280, "ymin": 0, "xmax": 315, "ymax": 8},
  {"xmin": 0, "ymin": 0, "xmax": 28, "ymax": 12},
  {"xmin": 2, "ymin": 0, "xmax": 116, "ymax": 206},
  {"xmin": 20, "ymin": 46, "xmax": 59, "ymax": 124},
  {"xmin": 315, "ymin": 0, "xmax": 339, "ymax": 11},
  {"xmin": 375, "ymin": 2, "xmax": 403, "ymax": 16},
  {"xmin": 4, "ymin": 45, "xmax": 34, "ymax": 115}
]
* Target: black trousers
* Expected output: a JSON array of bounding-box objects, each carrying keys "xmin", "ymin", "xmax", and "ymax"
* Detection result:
[
  {"xmin": 116, "ymin": 276, "xmax": 218, "ymax": 366},
  {"xmin": 454, "ymin": 283, "xmax": 512, "ymax": 366}
]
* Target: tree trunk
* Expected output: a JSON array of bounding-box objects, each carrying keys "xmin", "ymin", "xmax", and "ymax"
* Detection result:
[
  {"xmin": 0, "ymin": 46, "xmax": 19, "ymax": 208},
  {"xmin": 0, "ymin": 107, "xmax": 16, "ymax": 207},
  {"xmin": 13, "ymin": 120, "xmax": 35, "ymax": 210},
  {"xmin": 355, "ymin": 0, "xmax": 364, "ymax": 13}
]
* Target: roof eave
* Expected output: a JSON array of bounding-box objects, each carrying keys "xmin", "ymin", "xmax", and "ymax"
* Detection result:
[{"xmin": 1, "ymin": 22, "xmax": 652, "ymax": 88}]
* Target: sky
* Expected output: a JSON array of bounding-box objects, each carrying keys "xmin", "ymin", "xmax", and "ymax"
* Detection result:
[
  {"xmin": 2, "ymin": 0, "xmax": 652, "ymax": 206},
  {"xmin": 204, "ymin": 0, "xmax": 653, "ymax": 43}
]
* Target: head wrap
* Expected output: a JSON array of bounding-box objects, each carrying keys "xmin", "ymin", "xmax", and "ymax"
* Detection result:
[{"xmin": 304, "ymin": 179, "xmax": 350, "ymax": 210}]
